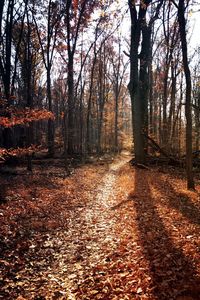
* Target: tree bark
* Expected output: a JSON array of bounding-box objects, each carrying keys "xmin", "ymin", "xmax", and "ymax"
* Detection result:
[
  {"xmin": 177, "ymin": 0, "xmax": 194, "ymax": 189},
  {"xmin": 47, "ymin": 66, "xmax": 54, "ymax": 156},
  {"xmin": 128, "ymin": 0, "xmax": 143, "ymax": 163},
  {"xmin": 67, "ymin": 53, "xmax": 74, "ymax": 155},
  {"xmin": 139, "ymin": 24, "xmax": 151, "ymax": 156},
  {"xmin": 4, "ymin": 0, "xmax": 14, "ymax": 100}
]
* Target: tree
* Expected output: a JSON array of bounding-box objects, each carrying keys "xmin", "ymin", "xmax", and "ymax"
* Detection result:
[
  {"xmin": 0, "ymin": 0, "xmax": 27, "ymax": 148},
  {"xmin": 161, "ymin": 1, "xmax": 180, "ymax": 149},
  {"xmin": 32, "ymin": 0, "xmax": 63, "ymax": 156},
  {"xmin": 64, "ymin": 0, "xmax": 97, "ymax": 155},
  {"xmin": 0, "ymin": 104, "xmax": 54, "ymax": 168},
  {"xmin": 109, "ymin": 34, "xmax": 129, "ymax": 152},
  {"xmin": 128, "ymin": 0, "xmax": 163, "ymax": 163},
  {"xmin": 172, "ymin": 0, "xmax": 194, "ymax": 189}
]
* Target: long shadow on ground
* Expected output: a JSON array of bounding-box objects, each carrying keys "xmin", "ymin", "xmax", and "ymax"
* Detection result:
[
  {"xmin": 151, "ymin": 173, "xmax": 200, "ymax": 226},
  {"xmin": 132, "ymin": 168, "xmax": 200, "ymax": 300}
]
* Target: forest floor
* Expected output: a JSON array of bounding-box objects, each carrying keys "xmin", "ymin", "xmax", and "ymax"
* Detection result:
[{"xmin": 0, "ymin": 152, "xmax": 200, "ymax": 300}]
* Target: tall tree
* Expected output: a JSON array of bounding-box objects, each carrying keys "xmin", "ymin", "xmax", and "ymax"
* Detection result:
[
  {"xmin": 33, "ymin": 0, "xmax": 62, "ymax": 156},
  {"xmin": 109, "ymin": 35, "xmax": 128, "ymax": 152},
  {"xmin": 172, "ymin": 0, "xmax": 194, "ymax": 189},
  {"xmin": 128, "ymin": 0, "xmax": 163, "ymax": 163},
  {"xmin": 65, "ymin": 0, "xmax": 97, "ymax": 155},
  {"xmin": 0, "ymin": 0, "xmax": 14, "ymax": 100}
]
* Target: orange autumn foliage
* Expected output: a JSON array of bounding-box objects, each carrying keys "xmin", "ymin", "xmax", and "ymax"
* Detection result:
[
  {"xmin": 0, "ymin": 108, "xmax": 54, "ymax": 128},
  {"xmin": 0, "ymin": 145, "xmax": 41, "ymax": 160}
]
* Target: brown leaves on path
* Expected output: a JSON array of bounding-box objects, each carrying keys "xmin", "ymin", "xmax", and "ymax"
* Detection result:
[{"xmin": 0, "ymin": 154, "xmax": 200, "ymax": 299}]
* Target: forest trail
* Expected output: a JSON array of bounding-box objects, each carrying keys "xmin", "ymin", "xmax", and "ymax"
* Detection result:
[
  {"xmin": 59, "ymin": 154, "xmax": 131, "ymax": 300},
  {"xmin": 0, "ymin": 153, "xmax": 200, "ymax": 300}
]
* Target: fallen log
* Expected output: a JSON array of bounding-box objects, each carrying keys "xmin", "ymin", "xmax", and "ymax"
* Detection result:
[
  {"xmin": 143, "ymin": 133, "xmax": 183, "ymax": 167},
  {"xmin": 129, "ymin": 159, "xmax": 150, "ymax": 170}
]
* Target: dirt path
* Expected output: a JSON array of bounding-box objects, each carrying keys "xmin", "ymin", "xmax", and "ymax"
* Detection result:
[
  {"xmin": 52, "ymin": 156, "xmax": 131, "ymax": 299},
  {"xmin": 0, "ymin": 154, "xmax": 130, "ymax": 299},
  {"xmin": 48, "ymin": 157, "xmax": 130, "ymax": 300},
  {"xmin": 0, "ymin": 153, "xmax": 200, "ymax": 299}
]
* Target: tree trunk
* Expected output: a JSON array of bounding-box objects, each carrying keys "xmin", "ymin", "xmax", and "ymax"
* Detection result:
[
  {"xmin": 128, "ymin": 0, "xmax": 151, "ymax": 163},
  {"xmin": 47, "ymin": 67, "xmax": 55, "ymax": 156},
  {"xmin": 0, "ymin": 0, "xmax": 4, "ymax": 36},
  {"xmin": 86, "ymin": 52, "xmax": 97, "ymax": 153},
  {"xmin": 26, "ymin": 17, "xmax": 33, "ymax": 171},
  {"xmin": 67, "ymin": 53, "xmax": 74, "ymax": 155},
  {"xmin": 114, "ymin": 88, "xmax": 119, "ymax": 152},
  {"xmin": 139, "ymin": 24, "xmax": 151, "ymax": 156},
  {"xmin": 128, "ymin": 1, "xmax": 143, "ymax": 163},
  {"xmin": 5, "ymin": 0, "xmax": 14, "ymax": 100},
  {"xmin": 177, "ymin": 0, "xmax": 194, "ymax": 189},
  {"xmin": 195, "ymin": 92, "xmax": 200, "ymax": 151}
]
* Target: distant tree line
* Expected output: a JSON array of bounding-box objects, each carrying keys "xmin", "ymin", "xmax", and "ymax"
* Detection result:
[{"xmin": 0, "ymin": 0, "xmax": 132, "ymax": 167}]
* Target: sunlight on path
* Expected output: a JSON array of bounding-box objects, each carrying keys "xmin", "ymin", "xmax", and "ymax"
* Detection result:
[
  {"xmin": 95, "ymin": 159, "xmax": 128, "ymax": 209},
  {"xmin": 27, "ymin": 154, "xmax": 131, "ymax": 299},
  {"xmin": 60, "ymin": 154, "xmax": 131, "ymax": 299}
]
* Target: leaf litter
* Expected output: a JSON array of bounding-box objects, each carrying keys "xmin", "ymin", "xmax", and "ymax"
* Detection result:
[{"xmin": 0, "ymin": 153, "xmax": 200, "ymax": 299}]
